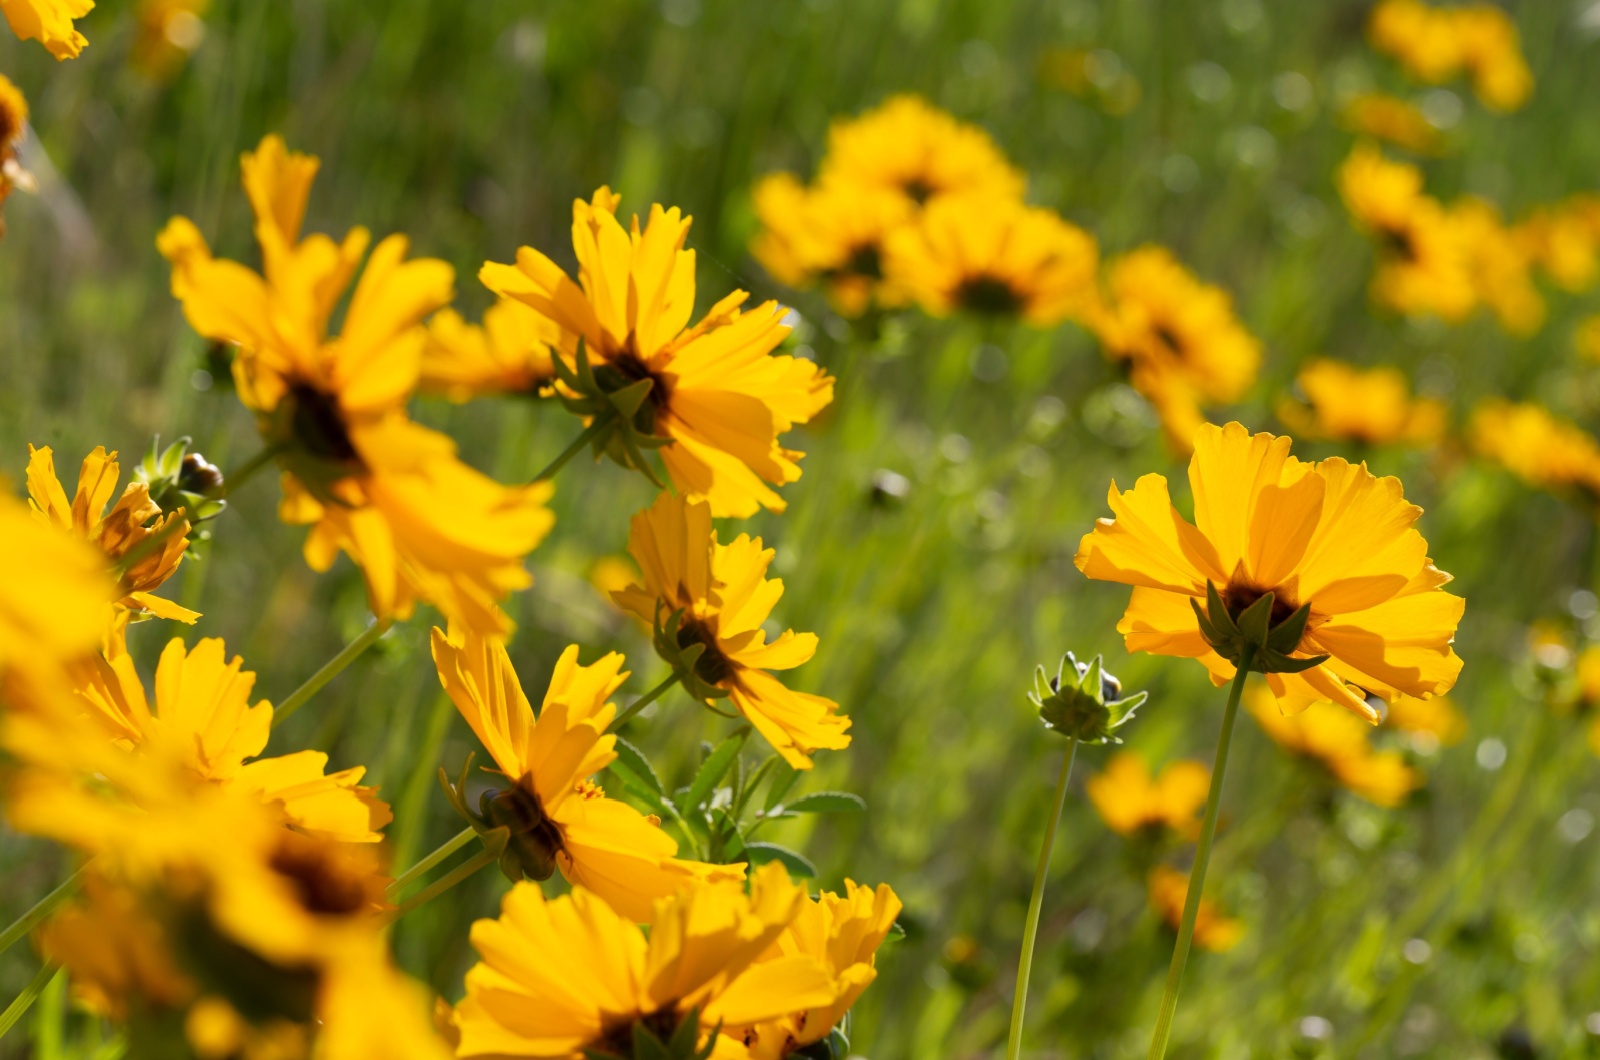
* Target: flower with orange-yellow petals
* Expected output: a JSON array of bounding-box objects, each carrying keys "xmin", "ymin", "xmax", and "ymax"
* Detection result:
[
  {"xmin": 1246, "ymin": 684, "xmax": 1421, "ymax": 807},
  {"xmin": 1086, "ymin": 751, "xmax": 1210, "ymax": 840},
  {"xmin": 1147, "ymin": 865, "xmax": 1241, "ymax": 953},
  {"xmin": 1276, "ymin": 359, "xmax": 1446, "ymax": 446}
]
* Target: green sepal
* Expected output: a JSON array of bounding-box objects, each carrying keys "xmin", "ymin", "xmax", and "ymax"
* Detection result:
[
  {"xmin": 1267, "ymin": 601, "xmax": 1313, "ymax": 655},
  {"xmin": 1235, "ymin": 590, "xmax": 1275, "ymax": 648},
  {"xmin": 652, "ymin": 607, "xmax": 733, "ymax": 704},
  {"xmin": 1194, "ymin": 581, "xmax": 1329, "ymax": 676},
  {"xmin": 1030, "ymin": 652, "xmax": 1145, "ymax": 745}
]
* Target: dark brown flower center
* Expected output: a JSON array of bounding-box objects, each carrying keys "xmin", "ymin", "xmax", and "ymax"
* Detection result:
[
  {"xmin": 1221, "ymin": 580, "xmax": 1300, "ymax": 631},
  {"xmin": 903, "ymin": 178, "xmax": 934, "ymax": 204},
  {"xmin": 1379, "ymin": 224, "xmax": 1419, "ymax": 262},
  {"xmin": 835, "ymin": 242, "xmax": 883, "ymax": 281},
  {"xmin": 592, "ymin": 1008, "xmax": 686, "ymax": 1058},
  {"xmin": 955, "ymin": 275, "xmax": 1024, "ymax": 316},
  {"xmin": 268, "ymin": 840, "xmax": 370, "ymax": 918},
  {"xmin": 676, "ymin": 617, "xmax": 734, "ymax": 686},
  {"xmin": 594, "ymin": 341, "xmax": 667, "ymax": 434},
  {"xmin": 285, "ymin": 383, "xmax": 361, "ymax": 467},
  {"xmin": 482, "ymin": 782, "xmax": 565, "ymax": 882}
]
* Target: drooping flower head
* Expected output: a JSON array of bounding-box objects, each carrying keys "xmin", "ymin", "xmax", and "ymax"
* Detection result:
[
  {"xmin": 1090, "ymin": 246, "xmax": 1261, "ymax": 453},
  {"xmin": 482, "ymin": 188, "xmax": 833, "ymax": 518},
  {"xmin": 430, "ymin": 625, "xmax": 743, "ymax": 920},
  {"xmin": 1, "ymin": 0, "xmax": 94, "ymax": 59},
  {"xmin": 1075, "ymin": 422, "xmax": 1464, "ymax": 721},
  {"xmin": 884, "ymin": 194, "xmax": 1099, "ymax": 327},
  {"xmin": 453, "ymin": 862, "xmax": 836, "ymax": 1059},
  {"xmin": 1147, "ymin": 865, "xmax": 1241, "ymax": 953},
  {"xmin": 422, "ymin": 297, "xmax": 558, "ymax": 401},
  {"xmin": 159, "ymin": 135, "xmax": 554, "ymax": 635},
  {"xmin": 1245, "ymin": 684, "xmax": 1420, "ymax": 807},
  {"xmin": 1275, "ymin": 359, "xmax": 1446, "ymax": 447},
  {"xmin": 1085, "ymin": 752, "xmax": 1209, "ymax": 840},
  {"xmin": 27, "ymin": 445, "xmax": 198, "ymax": 626},
  {"xmin": 613, "ymin": 491, "xmax": 851, "ymax": 770},
  {"xmin": 1470, "ymin": 400, "xmax": 1600, "ymax": 500}
]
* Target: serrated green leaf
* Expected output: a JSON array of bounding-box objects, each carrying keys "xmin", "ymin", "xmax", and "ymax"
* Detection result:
[
  {"xmin": 684, "ymin": 732, "xmax": 745, "ymax": 812},
  {"xmin": 612, "ymin": 735, "xmax": 663, "ymax": 796},
  {"xmin": 786, "ymin": 791, "xmax": 867, "ymax": 814},
  {"xmin": 744, "ymin": 841, "xmax": 816, "ymax": 878}
]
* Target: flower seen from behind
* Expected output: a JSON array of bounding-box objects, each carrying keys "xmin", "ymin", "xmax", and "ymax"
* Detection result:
[
  {"xmin": 1, "ymin": 0, "xmax": 93, "ymax": 59},
  {"xmin": 1086, "ymin": 751, "xmax": 1209, "ymax": 841},
  {"xmin": 1276, "ymin": 359, "xmax": 1445, "ymax": 446}
]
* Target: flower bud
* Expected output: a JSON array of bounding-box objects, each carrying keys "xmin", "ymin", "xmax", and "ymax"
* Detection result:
[{"xmin": 1031, "ymin": 652, "xmax": 1146, "ymax": 744}]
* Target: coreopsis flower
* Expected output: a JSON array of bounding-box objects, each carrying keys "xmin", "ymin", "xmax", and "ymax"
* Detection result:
[
  {"xmin": 883, "ymin": 194, "xmax": 1098, "ymax": 326},
  {"xmin": 1340, "ymin": 93, "xmax": 1445, "ymax": 156},
  {"xmin": 1090, "ymin": 246, "xmax": 1261, "ymax": 453},
  {"xmin": 1576, "ymin": 315, "xmax": 1600, "ymax": 362},
  {"xmin": 453, "ymin": 862, "xmax": 835, "ymax": 1059},
  {"xmin": 1368, "ymin": 0, "xmax": 1463, "ymax": 82},
  {"xmin": 430, "ymin": 625, "xmax": 743, "ymax": 920},
  {"xmin": 1517, "ymin": 197, "xmax": 1600, "ymax": 292},
  {"xmin": 1075, "ymin": 421, "xmax": 1464, "ymax": 721},
  {"xmin": 1147, "ymin": 865, "xmax": 1241, "ymax": 953},
  {"xmin": 613, "ymin": 491, "xmax": 851, "ymax": 769},
  {"xmin": 0, "ymin": 74, "xmax": 33, "ymax": 238},
  {"xmin": 1085, "ymin": 752, "xmax": 1209, "ymax": 840},
  {"xmin": 1384, "ymin": 693, "xmax": 1466, "ymax": 749},
  {"xmin": 422, "ymin": 297, "xmax": 558, "ymax": 401},
  {"xmin": 1470, "ymin": 400, "xmax": 1600, "ymax": 499},
  {"xmin": 1245, "ymin": 684, "xmax": 1420, "ymax": 806},
  {"xmin": 1338, "ymin": 143, "xmax": 1475, "ymax": 323},
  {"xmin": 1451, "ymin": 4, "xmax": 1532, "ymax": 111},
  {"xmin": 1, "ymin": 0, "xmax": 93, "ymax": 59},
  {"xmin": 481, "ymin": 187, "xmax": 834, "ymax": 518},
  {"xmin": 1276, "ymin": 359, "xmax": 1446, "ymax": 446},
  {"xmin": 750, "ymin": 172, "xmax": 915, "ymax": 317},
  {"xmin": 1451, "ymin": 197, "xmax": 1544, "ymax": 335},
  {"xmin": 816, "ymin": 94, "xmax": 1025, "ymax": 207},
  {"xmin": 0, "ymin": 490, "xmax": 114, "ymax": 692},
  {"xmin": 1367, "ymin": 0, "xmax": 1531, "ymax": 111},
  {"xmin": 26, "ymin": 444, "xmax": 198, "ymax": 625},
  {"xmin": 732, "ymin": 880, "xmax": 903, "ymax": 1060},
  {"xmin": 131, "ymin": 0, "xmax": 207, "ymax": 80},
  {"xmin": 160, "ymin": 135, "xmax": 553, "ymax": 636}
]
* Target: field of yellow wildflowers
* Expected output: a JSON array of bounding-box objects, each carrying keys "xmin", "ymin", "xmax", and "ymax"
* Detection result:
[{"xmin": 3, "ymin": 1, "xmax": 1600, "ymax": 1057}]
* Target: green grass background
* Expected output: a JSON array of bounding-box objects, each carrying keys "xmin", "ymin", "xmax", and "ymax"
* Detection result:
[{"xmin": 5, "ymin": 0, "xmax": 1600, "ymax": 1056}]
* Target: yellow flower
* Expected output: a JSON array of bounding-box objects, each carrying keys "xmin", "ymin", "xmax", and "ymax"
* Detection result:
[
  {"xmin": 1367, "ymin": 0, "xmax": 1531, "ymax": 111},
  {"xmin": 1470, "ymin": 400, "xmax": 1600, "ymax": 498},
  {"xmin": 1075, "ymin": 421, "xmax": 1464, "ymax": 721},
  {"xmin": 1340, "ymin": 93, "xmax": 1445, "ymax": 155},
  {"xmin": 732, "ymin": 880, "xmax": 902, "ymax": 1060},
  {"xmin": 0, "ymin": 74, "xmax": 29, "ymax": 236},
  {"xmin": 430, "ymin": 625, "xmax": 743, "ymax": 920},
  {"xmin": 1090, "ymin": 246, "xmax": 1261, "ymax": 453},
  {"xmin": 1245, "ymin": 684, "xmax": 1421, "ymax": 806},
  {"xmin": 1453, "ymin": 4, "xmax": 1532, "ymax": 112},
  {"xmin": 1085, "ymin": 751, "xmax": 1209, "ymax": 840},
  {"xmin": 1276, "ymin": 359, "xmax": 1446, "ymax": 446},
  {"xmin": 883, "ymin": 193, "xmax": 1099, "ymax": 326},
  {"xmin": 159, "ymin": 135, "xmax": 554, "ymax": 636},
  {"xmin": 1450, "ymin": 196, "xmax": 1544, "ymax": 335},
  {"xmin": 1369, "ymin": 0, "xmax": 1464, "ymax": 83},
  {"xmin": 454, "ymin": 862, "xmax": 835, "ymax": 1059},
  {"xmin": 1517, "ymin": 197, "xmax": 1600, "ymax": 293},
  {"xmin": 1384, "ymin": 693, "xmax": 1466, "ymax": 748},
  {"xmin": 131, "ymin": 0, "xmax": 207, "ymax": 80},
  {"xmin": 750, "ymin": 172, "xmax": 915, "ymax": 318},
  {"xmin": 816, "ymin": 94, "xmax": 1025, "ymax": 207},
  {"xmin": 1, "ymin": 0, "xmax": 93, "ymax": 59},
  {"xmin": 1147, "ymin": 865, "xmax": 1241, "ymax": 953},
  {"xmin": 1575, "ymin": 315, "xmax": 1600, "ymax": 361},
  {"xmin": 422, "ymin": 297, "xmax": 558, "ymax": 401},
  {"xmin": 27, "ymin": 444, "xmax": 198, "ymax": 625},
  {"xmin": 0, "ymin": 489, "xmax": 113, "ymax": 689},
  {"xmin": 482, "ymin": 187, "xmax": 834, "ymax": 518},
  {"xmin": 613, "ymin": 491, "xmax": 850, "ymax": 769}
]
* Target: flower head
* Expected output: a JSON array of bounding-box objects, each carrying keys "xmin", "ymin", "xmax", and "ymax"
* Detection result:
[
  {"xmin": 1246, "ymin": 684, "xmax": 1420, "ymax": 806},
  {"xmin": 132, "ymin": 0, "xmax": 207, "ymax": 80},
  {"xmin": 1086, "ymin": 752, "xmax": 1209, "ymax": 840},
  {"xmin": 1090, "ymin": 246, "xmax": 1261, "ymax": 453},
  {"xmin": 1075, "ymin": 421, "xmax": 1464, "ymax": 721},
  {"xmin": 1147, "ymin": 865, "xmax": 1241, "ymax": 952},
  {"xmin": 0, "ymin": 490, "xmax": 114, "ymax": 690},
  {"xmin": 0, "ymin": 74, "xmax": 31, "ymax": 236},
  {"xmin": 1340, "ymin": 93, "xmax": 1445, "ymax": 156},
  {"xmin": 1450, "ymin": 196, "xmax": 1544, "ymax": 335},
  {"xmin": 1383, "ymin": 693, "xmax": 1466, "ymax": 749},
  {"xmin": 1, "ymin": 0, "xmax": 93, "ymax": 59},
  {"xmin": 817, "ymin": 94, "xmax": 1025, "ymax": 207},
  {"xmin": 1517, "ymin": 196, "xmax": 1600, "ymax": 292},
  {"xmin": 1368, "ymin": 0, "xmax": 1531, "ymax": 111},
  {"xmin": 482, "ymin": 188, "xmax": 834, "ymax": 518},
  {"xmin": 1030, "ymin": 651, "xmax": 1145, "ymax": 744},
  {"xmin": 431, "ymin": 625, "xmax": 743, "ymax": 920},
  {"xmin": 422, "ymin": 297, "xmax": 558, "ymax": 401},
  {"xmin": 160, "ymin": 135, "xmax": 554, "ymax": 635},
  {"xmin": 1470, "ymin": 400, "xmax": 1600, "ymax": 499},
  {"xmin": 1276, "ymin": 359, "xmax": 1446, "ymax": 446},
  {"xmin": 884, "ymin": 194, "xmax": 1098, "ymax": 326},
  {"xmin": 613, "ymin": 492, "xmax": 850, "ymax": 769}
]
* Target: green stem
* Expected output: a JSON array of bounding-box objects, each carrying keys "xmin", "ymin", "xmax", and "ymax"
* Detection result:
[
  {"xmin": 387, "ymin": 848, "xmax": 496, "ymax": 923},
  {"xmin": 0, "ymin": 962, "xmax": 59, "ymax": 1041},
  {"xmin": 219, "ymin": 441, "xmax": 287, "ymax": 498},
  {"xmin": 387, "ymin": 827, "xmax": 476, "ymax": 898},
  {"xmin": 271, "ymin": 621, "xmax": 387, "ymax": 730},
  {"xmin": 607, "ymin": 671, "xmax": 682, "ymax": 733},
  {"xmin": 531, "ymin": 413, "xmax": 612, "ymax": 483},
  {"xmin": 1147, "ymin": 648, "xmax": 1253, "ymax": 1060},
  {"xmin": 1006, "ymin": 736, "xmax": 1079, "ymax": 1060},
  {"xmin": 0, "ymin": 868, "xmax": 85, "ymax": 957}
]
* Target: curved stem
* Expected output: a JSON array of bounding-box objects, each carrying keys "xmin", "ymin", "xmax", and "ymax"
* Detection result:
[
  {"xmin": 1006, "ymin": 736, "xmax": 1079, "ymax": 1060},
  {"xmin": 0, "ymin": 867, "xmax": 85, "ymax": 957},
  {"xmin": 219, "ymin": 441, "xmax": 287, "ymax": 499},
  {"xmin": 271, "ymin": 621, "xmax": 387, "ymax": 730},
  {"xmin": 387, "ymin": 827, "xmax": 476, "ymax": 898},
  {"xmin": 608, "ymin": 671, "xmax": 682, "ymax": 733},
  {"xmin": 531, "ymin": 413, "xmax": 612, "ymax": 483},
  {"xmin": 0, "ymin": 962, "xmax": 59, "ymax": 1041},
  {"xmin": 1147, "ymin": 648, "xmax": 1253, "ymax": 1060},
  {"xmin": 387, "ymin": 848, "xmax": 496, "ymax": 923}
]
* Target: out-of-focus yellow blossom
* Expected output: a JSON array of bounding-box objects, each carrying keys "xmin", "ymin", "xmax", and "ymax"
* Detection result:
[
  {"xmin": 816, "ymin": 94, "xmax": 1025, "ymax": 208},
  {"xmin": 1085, "ymin": 751, "xmax": 1209, "ymax": 840},
  {"xmin": 614, "ymin": 491, "xmax": 851, "ymax": 769},
  {"xmin": 422, "ymin": 298, "xmax": 558, "ymax": 401},
  {"xmin": 1451, "ymin": 197, "xmax": 1544, "ymax": 336},
  {"xmin": 1147, "ymin": 865, "xmax": 1241, "ymax": 953},
  {"xmin": 732, "ymin": 880, "xmax": 902, "ymax": 1059},
  {"xmin": 751, "ymin": 172, "xmax": 915, "ymax": 317},
  {"xmin": 0, "ymin": 74, "xmax": 30, "ymax": 238},
  {"xmin": 1276, "ymin": 359, "xmax": 1446, "ymax": 446},
  {"xmin": 1575, "ymin": 315, "xmax": 1600, "ymax": 362},
  {"xmin": 132, "ymin": 0, "xmax": 207, "ymax": 80},
  {"xmin": 0, "ymin": 489, "xmax": 115, "ymax": 692},
  {"xmin": 482, "ymin": 187, "xmax": 834, "ymax": 518},
  {"xmin": 1340, "ymin": 93, "xmax": 1445, "ymax": 156},
  {"xmin": 1, "ymin": 0, "xmax": 93, "ymax": 59},
  {"xmin": 1038, "ymin": 47, "xmax": 1142, "ymax": 116},
  {"xmin": 1517, "ymin": 197, "xmax": 1600, "ymax": 293},
  {"xmin": 1089, "ymin": 246, "xmax": 1261, "ymax": 454},
  {"xmin": 1367, "ymin": 0, "xmax": 1532, "ymax": 112},
  {"xmin": 1246, "ymin": 684, "xmax": 1421, "ymax": 807},
  {"xmin": 883, "ymin": 193, "xmax": 1098, "ymax": 326},
  {"xmin": 159, "ymin": 135, "xmax": 554, "ymax": 636},
  {"xmin": 453, "ymin": 862, "xmax": 836, "ymax": 1059},
  {"xmin": 430, "ymin": 626, "xmax": 743, "ymax": 920},
  {"xmin": 588, "ymin": 553, "xmax": 639, "ymax": 614},
  {"xmin": 1470, "ymin": 400, "xmax": 1600, "ymax": 498},
  {"xmin": 1575, "ymin": 645, "xmax": 1600, "ymax": 706},
  {"xmin": 27, "ymin": 445, "xmax": 198, "ymax": 625},
  {"xmin": 1452, "ymin": 4, "xmax": 1533, "ymax": 111},
  {"xmin": 1338, "ymin": 143, "xmax": 1475, "ymax": 323},
  {"xmin": 1384, "ymin": 693, "xmax": 1467, "ymax": 747}
]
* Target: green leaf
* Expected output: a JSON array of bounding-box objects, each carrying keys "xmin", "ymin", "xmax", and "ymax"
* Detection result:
[
  {"xmin": 744, "ymin": 841, "xmax": 817, "ymax": 878},
  {"xmin": 763, "ymin": 761, "xmax": 801, "ymax": 812},
  {"xmin": 608, "ymin": 760, "xmax": 672, "ymax": 817},
  {"xmin": 786, "ymin": 791, "xmax": 867, "ymax": 814},
  {"xmin": 684, "ymin": 732, "xmax": 745, "ymax": 812},
  {"xmin": 612, "ymin": 736, "xmax": 663, "ymax": 796}
]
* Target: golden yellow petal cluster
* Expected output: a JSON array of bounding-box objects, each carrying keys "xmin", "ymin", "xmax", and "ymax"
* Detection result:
[
  {"xmin": 1276, "ymin": 358, "xmax": 1446, "ymax": 446},
  {"xmin": 1245, "ymin": 684, "xmax": 1421, "ymax": 807},
  {"xmin": 1383, "ymin": 693, "xmax": 1467, "ymax": 749},
  {"xmin": 613, "ymin": 491, "xmax": 850, "ymax": 769},
  {"xmin": 0, "ymin": 489, "xmax": 114, "ymax": 693},
  {"xmin": 131, "ymin": 0, "xmax": 207, "ymax": 80},
  {"xmin": 1516, "ymin": 195, "xmax": 1600, "ymax": 293},
  {"xmin": 1368, "ymin": 0, "xmax": 1532, "ymax": 111},
  {"xmin": 817, "ymin": 94, "xmax": 1026, "ymax": 206},
  {"xmin": 1076, "ymin": 421, "xmax": 1464, "ymax": 720},
  {"xmin": 1, "ymin": 0, "xmax": 93, "ymax": 59},
  {"xmin": 423, "ymin": 297, "xmax": 558, "ymax": 401},
  {"xmin": 0, "ymin": 73, "xmax": 30, "ymax": 237},
  {"xmin": 1339, "ymin": 93, "xmax": 1445, "ymax": 156},
  {"xmin": 1146, "ymin": 865, "xmax": 1241, "ymax": 953},
  {"xmin": 160, "ymin": 135, "xmax": 554, "ymax": 636},
  {"xmin": 1470, "ymin": 400, "xmax": 1600, "ymax": 498},
  {"xmin": 1085, "ymin": 751, "xmax": 1209, "ymax": 840}
]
